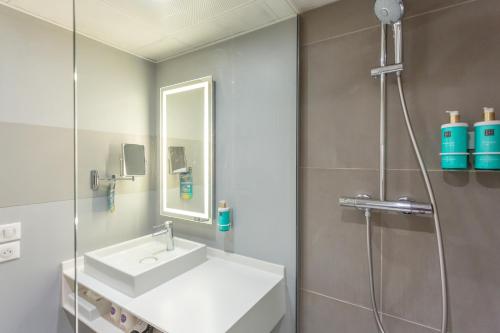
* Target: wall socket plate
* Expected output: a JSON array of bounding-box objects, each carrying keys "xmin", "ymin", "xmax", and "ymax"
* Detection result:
[
  {"xmin": 0, "ymin": 241, "xmax": 21, "ymax": 263},
  {"xmin": 0, "ymin": 222, "xmax": 21, "ymax": 243}
]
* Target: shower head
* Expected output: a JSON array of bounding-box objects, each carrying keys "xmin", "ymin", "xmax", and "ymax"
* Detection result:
[
  {"xmin": 374, "ymin": 0, "xmax": 404, "ymax": 25},
  {"xmin": 375, "ymin": 0, "xmax": 404, "ymax": 64}
]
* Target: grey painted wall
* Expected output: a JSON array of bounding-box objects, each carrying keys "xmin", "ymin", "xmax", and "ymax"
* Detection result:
[
  {"xmin": 75, "ymin": 27, "xmax": 158, "ymax": 254},
  {"xmin": 155, "ymin": 18, "xmax": 298, "ymax": 333},
  {"xmin": 300, "ymin": 0, "xmax": 500, "ymax": 332}
]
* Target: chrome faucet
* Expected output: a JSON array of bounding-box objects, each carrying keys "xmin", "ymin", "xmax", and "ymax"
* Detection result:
[{"xmin": 153, "ymin": 221, "xmax": 174, "ymax": 251}]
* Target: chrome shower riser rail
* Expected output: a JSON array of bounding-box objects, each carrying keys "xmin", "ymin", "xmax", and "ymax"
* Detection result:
[{"xmin": 339, "ymin": 197, "xmax": 433, "ymax": 215}]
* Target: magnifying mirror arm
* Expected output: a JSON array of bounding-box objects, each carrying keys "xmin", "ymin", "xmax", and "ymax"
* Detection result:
[{"xmin": 90, "ymin": 169, "xmax": 135, "ymax": 191}]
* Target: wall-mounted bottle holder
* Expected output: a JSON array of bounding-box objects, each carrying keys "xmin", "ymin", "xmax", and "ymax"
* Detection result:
[{"xmin": 440, "ymin": 152, "xmax": 470, "ymax": 170}]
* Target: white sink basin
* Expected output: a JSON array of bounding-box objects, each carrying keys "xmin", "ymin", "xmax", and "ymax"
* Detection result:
[{"xmin": 84, "ymin": 235, "xmax": 207, "ymax": 297}]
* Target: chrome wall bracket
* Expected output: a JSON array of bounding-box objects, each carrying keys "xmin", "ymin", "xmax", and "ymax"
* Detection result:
[
  {"xmin": 90, "ymin": 169, "xmax": 135, "ymax": 191},
  {"xmin": 371, "ymin": 63, "xmax": 403, "ymax": 77},
  {"xmin": 339, "ymin": 195, "xmax": 433, "ymax": 216}
]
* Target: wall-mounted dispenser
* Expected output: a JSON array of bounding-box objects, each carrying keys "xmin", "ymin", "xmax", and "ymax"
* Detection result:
[
  {"xmin": 218, "ymin": 201, "xmax": 231, "ymax": 232},
  {"xmin": 441, "ymin": 111, "xmax": 469, "ymax": 169},
  {"xmin": 473, "ymin": 107, "xmax": 500, "ymax": 170}
]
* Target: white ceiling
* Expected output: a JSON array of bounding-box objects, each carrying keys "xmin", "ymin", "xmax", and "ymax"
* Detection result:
[
  {"xmin": 292, "ymin": 0, "xmax": 339, "ymax": 12},
  {"xmin": 0, "ymin": 0, "xmax": 338, "ymax": 62}
]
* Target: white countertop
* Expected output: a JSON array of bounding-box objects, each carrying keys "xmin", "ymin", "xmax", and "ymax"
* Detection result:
[{"xmin": 63, "ymin": 248, "xmax": 285, "ymax": 333}]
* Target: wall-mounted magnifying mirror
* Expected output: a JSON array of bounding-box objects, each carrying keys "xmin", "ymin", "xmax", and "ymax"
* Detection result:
[
  {"xmin": 160, "ymin": 76, "xmax": 213, "ymax": 223},
  {"xmin": 122, "ymin": 143, "xmax": 146, "ymax": 176}
]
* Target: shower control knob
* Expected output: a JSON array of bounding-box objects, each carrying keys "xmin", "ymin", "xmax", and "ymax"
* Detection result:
[{"xmin": 398, "ymin": 197, "xmax": 413, "ymax": 214}]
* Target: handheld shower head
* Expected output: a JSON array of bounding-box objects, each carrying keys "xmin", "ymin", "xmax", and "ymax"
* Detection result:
[
  {"xmin": 374, "ymin": 0, "xmax": 404, "ymax": 25},
  {"xmin": 375, "ymin": 0, "xmax": 404, "ymax": 64}
]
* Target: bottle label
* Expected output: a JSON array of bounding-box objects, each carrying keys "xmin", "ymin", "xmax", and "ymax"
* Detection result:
[{"xmin": 179, "ymin": 171, "xmax": 193, "ymax": 201}]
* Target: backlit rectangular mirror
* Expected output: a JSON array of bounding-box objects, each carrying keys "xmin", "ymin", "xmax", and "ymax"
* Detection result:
[{"xmin": 160, "ymin": 77, "xmax": 213, "ymax": 223}]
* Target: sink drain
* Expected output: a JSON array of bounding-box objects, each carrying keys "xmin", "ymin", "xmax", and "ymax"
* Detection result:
[{"xmin": 139, "ymin": 256, "xmax": 158, "ymax": 264}]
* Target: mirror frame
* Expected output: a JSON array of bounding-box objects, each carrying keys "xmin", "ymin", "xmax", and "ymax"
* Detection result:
[{"xmin": 159, "ymin": 76, "xmax": 214, "ymax": 224}]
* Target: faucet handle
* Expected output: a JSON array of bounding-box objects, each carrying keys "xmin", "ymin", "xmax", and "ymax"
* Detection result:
[{"xmin": 153, "ymin": 223, "xmax": 166, "ymax": 230}]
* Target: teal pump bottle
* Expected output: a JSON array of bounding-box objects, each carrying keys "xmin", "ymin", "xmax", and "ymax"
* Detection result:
[
  {"xmin": 441, "ymin": 111, "xmax": 469, "ymax": 169},
  {"xmin": 474, "ymin": 107, "xmax": 500, "ymax": 170},
  {"xmin": 218, "ymin": 200, "xmax": 231, "ymax": 232}
]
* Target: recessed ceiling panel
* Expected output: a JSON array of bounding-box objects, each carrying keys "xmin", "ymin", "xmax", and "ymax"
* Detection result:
[
  {"xmin": 134, "ymin": 37, "xmax": 190, "ymax": 61},
  {"xmin": 1, "ymin": 0, "xmax": 330, "ymax": 62},
  {"xmin": 215, "ymin": 1, "xmax": 277, "ymax": 37},
  {"xmin": 75, "ymin": 0, "xmax": 164, "ymax": 51}
]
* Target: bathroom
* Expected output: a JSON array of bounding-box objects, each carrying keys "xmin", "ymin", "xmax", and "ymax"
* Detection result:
[{"xmin": 0, "ymin": 0, "xmax": 499, "ymax": 332}]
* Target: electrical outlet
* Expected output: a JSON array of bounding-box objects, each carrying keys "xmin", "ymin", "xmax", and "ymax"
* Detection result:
[
  {"xmin": 0, "ymin": 241, "xmax": 20, "ymax": 263},
  {"xmin": 0, "ymin": 222, "xmax": 21, "ymax": 243}
]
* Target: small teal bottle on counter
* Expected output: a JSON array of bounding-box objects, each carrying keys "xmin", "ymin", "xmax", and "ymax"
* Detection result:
[
  {"xmin": 474, "ymin": 107, "xmax": 500, "ymax": 170},
  {"xmin": 218, "ymin": 200, "xmax": 231, "ymax": 232},
  {"xmin": 441, "ymin": 111, "xmax": 469, "ymax": 169}
]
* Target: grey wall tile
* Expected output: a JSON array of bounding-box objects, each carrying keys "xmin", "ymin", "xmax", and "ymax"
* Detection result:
[
  {"xmin": 431, "ymin": 171, "xmax": 500, "ymax": 333},
  {"xmin": 386, "ymin": 0, "xmax": 500, "ymax": 170},
  {"xmin": 300, "ymin": 290, "xmax": 378, "ymax": 333},
  {"xmin": 300, "ymin": 0, "xmax": 500, "ymax": 331},
  {"xmin": 301, "ymin": 0, "xmax": 471, "ymax": 46},
  {"xmin": 300, "ymin": 0, "xmax": 379, "ymax": 46},
  {"xmin": 301, "ymin": 28, "xmax": 380, "ymax": 169},
  {"xmin": 382, "ymin": 170, "xmax": 500, "ymax": 332},
  {"xmin": 0, "ymin": 122, "xmax": 73, "ymax": 208},
  {"xmin": 302, "ymin": 0, "xmax": 500, "ymax": 172},
  {"xmin": 301, "ymin": 168, "xmax": 381, "ymax": 308},
  {"xmin": 382, "ymin": 170, "xmax": 442, "ymax": 328},
  {"xmin": 382, "ymin": 315, "xmax": 438, "ymax": 333}
]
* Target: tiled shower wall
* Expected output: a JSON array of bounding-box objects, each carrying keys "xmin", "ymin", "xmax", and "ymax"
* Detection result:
[{"xmin": 300, "ymin": 0, "xmax": 500, "ymax": 332}]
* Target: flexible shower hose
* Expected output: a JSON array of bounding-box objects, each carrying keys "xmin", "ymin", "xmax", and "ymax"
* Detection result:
[{"xmin": 365, "ymin": 73, "xmax": 448, "ymax": 333}]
